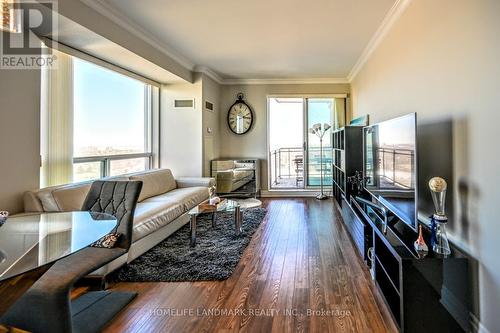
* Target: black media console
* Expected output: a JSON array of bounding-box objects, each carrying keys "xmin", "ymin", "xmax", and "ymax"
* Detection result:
[{"xmin": 339, "ymin": 194, "xmax": 473, "ymax": 333}]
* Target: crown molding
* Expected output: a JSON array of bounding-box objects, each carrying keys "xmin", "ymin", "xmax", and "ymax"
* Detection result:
[
  {"xmin": 193, "ymin": 66, "xmax": 224, "ymax": 84},
  {"xmin": 79, "ymin": 0, "xmax": 407, "ymax": 86},
  {"xmin": 347, "ymin": 0, "xmax": 412, "ymax": 82},
  {"xmin": 79, "ymin": 0, "xmax": 196, "ymax": 71},
  {"xmin": 193, "ymin": 66, "xmax": 348, "ymax": 85},
  {"xmin": 221, "ymin": 77, "xmax": 349, "ymax": 85}
]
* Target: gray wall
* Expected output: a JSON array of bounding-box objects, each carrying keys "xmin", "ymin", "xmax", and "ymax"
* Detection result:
[
  {"xmin": 351, "ymin": 0, "xmax": 500, "ymax": 331},
  {"xmin": 219, "ymin": 83, "xmax": 350, "ymax": 190},
  {"xmin": 0, "ymin": 68, "xmax": 41, "ymax": 214},
  {"xmin": 201, "ymin": 74, "xmax": 221, "ymax": 176},
  {"xmin": 57, "ymin": 0, "xmax": 192, "ymax": 82}
]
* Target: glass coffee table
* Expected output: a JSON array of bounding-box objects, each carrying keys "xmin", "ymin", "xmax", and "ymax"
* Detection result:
[{"xmin": 188, "ymin": 199, "xmax": 242, "ymax": 246}]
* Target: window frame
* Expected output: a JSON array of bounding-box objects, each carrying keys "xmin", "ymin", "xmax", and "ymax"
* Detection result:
[
  {"xmin": 72, "ymin": 73, "xmax": 157, "ymax": 179},
  {"xmin": 73, "ymin": 152, "xmax": 153, "ymax": 179},
  {"xmin": 47, "ymin": 40, "xmax": 161, "ymax": 180}
]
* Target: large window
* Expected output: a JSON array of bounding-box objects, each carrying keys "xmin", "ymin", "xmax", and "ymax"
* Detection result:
[
  {"xmin": 72, "ymin": 58, "xmax": 153, "ymax": 182},
  {"xmin": 41, "ymin": 47, "xmax": 158, "ymax": 186}
]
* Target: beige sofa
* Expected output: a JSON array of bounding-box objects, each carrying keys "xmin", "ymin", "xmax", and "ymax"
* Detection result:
[
  {"xmin": 23, "ymin": 169, "xmax": 215, "ymax": 277},
  {"xmin": 212, "ymin": 160, "xmax": 254, "ymax": 193}
]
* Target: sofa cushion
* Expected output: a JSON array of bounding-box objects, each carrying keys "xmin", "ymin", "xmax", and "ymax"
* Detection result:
[
  {"xmin": 52, "ymin": 184, "xmax": 92, "ymax": 211},
  {"xmin": 29, "ymin": 176, "xmax": 130, "ymax": 213},
  {"xmin": 213, "ymin": 160, "xmax": 235, "ymax": 171},
  {"xmin": 130, "ymin": 169, "xmax": 176, "ymax": 202},
  {"xmin": 176, "ymin": 177, "xmax": 216, "ymax": 188},
  {"xmin": 133, "ymin": 201, "xmax": 184, "ymax": 241},
  {"xmin": 37, "ymin": 189, "xmax": 59, "ymax": 212},
  {"xmin": 37, "ymin": 183, "xmax": 92, "ymax": 212},
  {"xmin": 233, "ymin": 169, "xmax": 253, "ymax": 181},
  {"xmin": 24, "ymin": 191, "xmax": 44, "ymax": 212},
  {"xmin": 131, "ymin": 187, "xmax": 208, "ymax": 241},
  {"xmin": 235, "ymin": 162, "xmax": 254, "ymax": 168},
  {"xmin": 145, "ymin": 187, "xmax": 209, "ymax": 211}
]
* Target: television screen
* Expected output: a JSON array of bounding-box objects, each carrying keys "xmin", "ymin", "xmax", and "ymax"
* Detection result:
[{"xmin": 363, "ymin": 113, "xmax": 417, "ymax": 231}]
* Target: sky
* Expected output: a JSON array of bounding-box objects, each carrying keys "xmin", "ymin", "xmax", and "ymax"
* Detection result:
[
  {"xmin": 378, "ymin": 113, "xmax": 416, "ymax": 148},
  {"xmin": 269, "ymin": 97, "xmax": 334, "ymax": 151},
  {"xmin": 73, "ymin": 58, "xmax": 146, "ymax": 155}
]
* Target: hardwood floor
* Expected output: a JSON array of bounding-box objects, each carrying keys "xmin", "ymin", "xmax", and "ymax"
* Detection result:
[{"xmin": 103, "ymin": 198, "xmax": 398, "ymax": 333}]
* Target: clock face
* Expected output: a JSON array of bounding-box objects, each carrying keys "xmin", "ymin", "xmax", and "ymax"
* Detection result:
[{"xmin": 228, "ymin": 101, "xmax": 253, "ymax": 135}]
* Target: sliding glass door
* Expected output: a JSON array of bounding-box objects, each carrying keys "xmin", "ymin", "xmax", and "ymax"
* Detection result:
[
  {"xmin": 269, "ymin": 96, "xmax": 342, "ymax": 190},
  {"xmin": 268, "ymin": 98, "xmax": 305, "ymax": 189},
  {"xmin": 306, "ymin": 98, "xmax": 334, "ymax": 186}
]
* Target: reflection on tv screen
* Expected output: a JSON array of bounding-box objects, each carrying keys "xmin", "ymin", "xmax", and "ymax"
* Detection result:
[{"xmin": 364, "ymin": 113, "xmax": 417, "ymax": 231}]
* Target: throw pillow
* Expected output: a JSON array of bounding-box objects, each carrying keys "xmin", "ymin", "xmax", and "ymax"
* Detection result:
[{"xmin": 90, "ymin": 233, "xmax": 121, "ymax": 248}]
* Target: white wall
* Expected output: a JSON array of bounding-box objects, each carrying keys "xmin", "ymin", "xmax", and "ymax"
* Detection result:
[
  {"xmin": 219, "ymin": 83, "xmax": 350, "ymax": 190},
  {"xmin": 160, "ymin": 74, "xmax": 203, "ymax": 177},
  {"xmin": 351, "ymin": 1, "xmax": 500, "ymax": 331}
]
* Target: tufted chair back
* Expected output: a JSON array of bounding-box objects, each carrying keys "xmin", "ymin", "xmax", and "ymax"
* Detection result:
[{"xmin": 81, "ymin": 181, "xmax": 143, "ymax": 250}]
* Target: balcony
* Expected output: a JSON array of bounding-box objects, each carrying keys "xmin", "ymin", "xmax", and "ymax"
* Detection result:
[{"xmin": 270, "ymin": 147, "xmax": 332, "ymax": 189}]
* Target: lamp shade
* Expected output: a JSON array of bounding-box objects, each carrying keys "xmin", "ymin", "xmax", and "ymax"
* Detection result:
[{"xmin": 323, "ymin": 123, "xmax": 331, "ymax": 131}]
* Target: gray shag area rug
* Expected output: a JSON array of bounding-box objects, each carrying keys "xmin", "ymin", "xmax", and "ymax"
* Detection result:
[{"xmin": 111, "ymin": 207, "xmax": 267, "ymax": 282}]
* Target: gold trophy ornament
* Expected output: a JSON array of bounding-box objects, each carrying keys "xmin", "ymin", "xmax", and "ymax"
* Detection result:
[{"xmin": 429, "ymin": 177, "xmax": 451, "ymax": 256}]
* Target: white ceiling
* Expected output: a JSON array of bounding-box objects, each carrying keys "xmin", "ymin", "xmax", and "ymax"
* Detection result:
[
  {"xmin": 53, "ymin": 14, "xmax": 185, "ymax": 83},
  {"xmin": 98, "ymin": 0, "xmax": 396, "ymax": 80}
]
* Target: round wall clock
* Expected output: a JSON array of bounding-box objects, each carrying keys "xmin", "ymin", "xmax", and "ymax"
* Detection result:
[{"xmin": 227, "ymin": 93, "xmax": 254, "ymax": 135}]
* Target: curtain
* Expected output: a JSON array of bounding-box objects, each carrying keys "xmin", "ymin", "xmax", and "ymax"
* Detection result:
[
  {"xmin": 40, "ymin": 49, "xmax": 74, "ymax": 187},
  {"xmin": 334, "ymin": 98, "xmax": 346, "ymax": 129}
]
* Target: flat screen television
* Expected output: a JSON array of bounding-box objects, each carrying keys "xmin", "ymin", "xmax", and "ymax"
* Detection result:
[{"xmin": 363, "ymin": 113, "xmax": 417, "ymax": 231}]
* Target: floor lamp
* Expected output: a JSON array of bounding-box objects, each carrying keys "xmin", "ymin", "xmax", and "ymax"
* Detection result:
[{"xmin": 309, "ymin": 123, "xmax": 331, "ymax": 200}]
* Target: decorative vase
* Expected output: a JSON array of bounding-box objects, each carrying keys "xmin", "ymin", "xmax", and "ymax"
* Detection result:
[
  {"xmin": 414, "ymin": 225, "xmax": 428, "ymax": 258},
  {"xmin": 0, "ymin": 211, "xmax": 8, "ymax": 225}
]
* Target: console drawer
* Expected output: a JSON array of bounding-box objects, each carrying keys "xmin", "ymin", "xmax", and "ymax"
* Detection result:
[{"xmin": 341, "ymin": 197, "xmax": 367, "ymax": 259}]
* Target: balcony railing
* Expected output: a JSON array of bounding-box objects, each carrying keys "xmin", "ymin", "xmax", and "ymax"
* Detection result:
[
  {"xmin": 73, "ymin": 152, "xmax": 153, "ymax": 182},
  {"xmin": 270, "ymin": 146, "xmax": 332, "ymax": 188},
  {"xmin": 368, "ymin": 147, "xmax": 415, "ymax": 189}
]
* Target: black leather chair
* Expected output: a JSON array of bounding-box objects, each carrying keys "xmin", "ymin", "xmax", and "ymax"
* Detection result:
[{"xmin": 1, "ymin": 181, "xmax": 143, "ymax": 333}]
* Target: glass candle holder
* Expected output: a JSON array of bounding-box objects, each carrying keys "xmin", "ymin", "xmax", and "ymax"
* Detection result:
[{"xmin": 433, "ymin": 216, "xmax": 451, "ymax": 256}]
